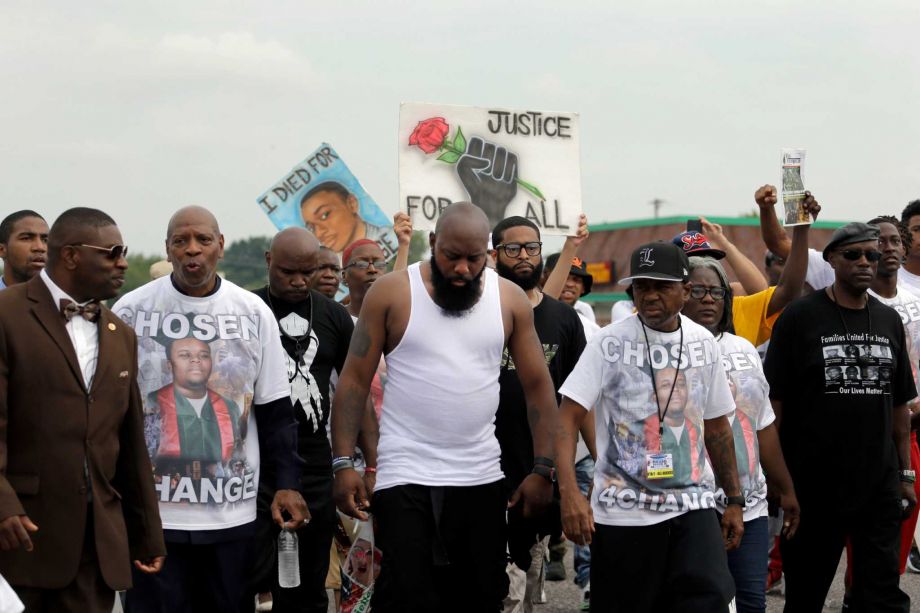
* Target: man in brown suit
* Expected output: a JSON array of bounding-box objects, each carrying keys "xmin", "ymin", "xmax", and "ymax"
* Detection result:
[{"xmin": 0, "ymin": 207, "xmax": 166, "ymax": 612}]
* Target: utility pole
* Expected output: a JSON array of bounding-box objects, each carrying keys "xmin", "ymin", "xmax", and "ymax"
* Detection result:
[{"xmin": 650, "ymin": 198, "xmax": 667, "ymax": 219}]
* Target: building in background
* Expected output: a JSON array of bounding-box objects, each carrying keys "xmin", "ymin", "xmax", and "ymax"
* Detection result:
[{"xmin": 577, "ymin": 216, "xmax": 846, "ymax": 324}]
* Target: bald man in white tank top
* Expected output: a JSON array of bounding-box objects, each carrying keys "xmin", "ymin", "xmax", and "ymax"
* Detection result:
[{"xmin": 331, "ymin": 203, "xmax": 561, "ymax": 612}]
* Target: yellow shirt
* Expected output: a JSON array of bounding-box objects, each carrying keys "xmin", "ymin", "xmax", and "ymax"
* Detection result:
[{"xmin": 732, "ymin": 286, "xmax": 779, "ymax": 347}]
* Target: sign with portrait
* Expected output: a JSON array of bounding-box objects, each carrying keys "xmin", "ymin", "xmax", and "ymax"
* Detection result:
[
  {"xmin": 257, "ymin": 143, "xmax": 398, "ymax": 261},
  {"xmin": 398, "ymin": 102, "xmax": 583, "ymax": 233}
]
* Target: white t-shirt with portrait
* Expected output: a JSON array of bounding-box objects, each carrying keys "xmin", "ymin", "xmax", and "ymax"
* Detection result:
[
  {"xmin": 559, "ymin": 313, "xmax": 735, "ymax": 527},
  {"xmin": 713, "ymin": 333, "xmax": 774, "ymax": 522},
  {"xmin": 114, "ymin": 276, "xmax": 289, "ymax": 531}
]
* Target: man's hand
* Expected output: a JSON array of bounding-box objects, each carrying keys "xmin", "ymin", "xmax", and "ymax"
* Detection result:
[
  {"xmin": 901, "ymin": 481, "xmax": 918, "ymax": 519},
  {"xmin": 457, "ymin": 137, "xmax": 518, "ymax": 225},
  {"xmin": 567, "ymin": 213, "xmax": 589, "ymax": 248},
  {"xmin": 134, "ymin": 556, "xmax": 165, "ymax": 574},
  {"xmin": 560, "ymin": 490, "xmax": 594, "ymax": 546},
  {"xmin": 362, "ymin": 471, "xmax": 377, "ymax": 500},
  {"xmin": 508, "ymin": 473, "xmax": 552, "ymax": 519},
  {"xmin": 333, "ymin": 468, "xmax": 370, "ymax": 521},
  {"xmin": 393, "ymin": 212, "xmax": 413, "ymax": 247},
  {"xmin": 700, "ymin": 217, "xmax": 727, "ymax": 249},
  {"xmin": 755, "ymin": 184, "xmax": 778, "ymax": 210},
  {"xmin": 271, "ymin": 489, "xmax": 310, "ymax": 530},
  {"xmin": 0, "ymin": 515, "xmax": 38, "ymax": 551},
  {"xmin": 779, "ymin": 492, "xmax": 801, "ymax": 539},
  {"xmin": 800, "ymin": 191, "xmax": 821, "ymax": 220},
  {"xmin": 721, "ymin": 505, "xmax": 745, "ymax": 550}
]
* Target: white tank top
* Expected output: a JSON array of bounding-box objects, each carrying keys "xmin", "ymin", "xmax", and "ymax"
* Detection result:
[{"xmin": 375, "ymin": 262, "xmax": 506, "ymax": 490}]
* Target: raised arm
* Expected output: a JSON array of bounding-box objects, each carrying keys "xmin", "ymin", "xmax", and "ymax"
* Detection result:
[
  {"xmin": 757, "ymin": 185, "xmax": 792, "ymax": 259},
  {"xmin": 392, "ymin": 211, "xmax": 413, "ymax": 272},
  {"xmin": 701, "ymin": 217, "xmax": 768, "ymax": 295},
  {"xmin": 506, "ymin": 286, "xmax": 559, "ymax": 517},
  {"xmin": 766, "ymin": 194, "xmax": 820, "ymax": 317},
  {"xmin": 331, "ymin": 279, "xmax": 389, "ymax": 519},
  {"xmin": 543, "ymin": 213, "xmax": 588, "ymax": 299}
]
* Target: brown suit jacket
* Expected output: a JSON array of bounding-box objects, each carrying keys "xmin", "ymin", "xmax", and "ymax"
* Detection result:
[{"xmin": 0, "ymin": 276, "xmax": 165, "ymax": 589}]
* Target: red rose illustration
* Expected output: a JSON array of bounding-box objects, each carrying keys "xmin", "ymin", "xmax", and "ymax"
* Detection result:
[{"xmin": 408, "ymin": 117, "xmax": 449, "ymax": 154}]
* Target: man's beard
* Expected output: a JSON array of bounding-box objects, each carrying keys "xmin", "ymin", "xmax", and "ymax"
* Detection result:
[
  {"xmin": 495, "ymin": 258, "xmax": 544, "ymax": 291},
  {"xmin": 429, "ymin": 255, "xmax": 485, "ymax": 317}
]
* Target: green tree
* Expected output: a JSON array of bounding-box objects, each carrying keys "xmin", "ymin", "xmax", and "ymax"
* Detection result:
[
  {"xmin": 221, "ymin": 236, "xmax": 271, "ymax": 289},
  {"xmin": 117, "ymin": 253, "xmax": 163, "ymax": 299},
  {"xmin": 408, "ymin": 230, "xmax": 429, "ymax": 265}
]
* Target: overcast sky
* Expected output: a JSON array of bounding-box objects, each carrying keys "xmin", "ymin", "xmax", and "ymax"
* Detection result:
[{"xmin": 2, "ymin": 1, "xmax": 918, "ymax": 256}]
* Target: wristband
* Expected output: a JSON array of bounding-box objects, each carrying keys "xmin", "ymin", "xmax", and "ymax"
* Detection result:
[
  {"xmin": 364, "ymin": 467, "xmax": 377, "ymax": 474},
  {"xmin": 900, "ymin": 469, "xmax": 916, "ymax": 484},
  {"xmin": 533, "ymin": 456, "xmax": 555, "ymax": 469},
  {"xmin": 332, "ymin": 457, "xmax": 355, "ymax": 474}
]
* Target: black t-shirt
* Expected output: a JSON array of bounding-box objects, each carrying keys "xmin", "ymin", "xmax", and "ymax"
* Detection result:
[
  {"xmin": 495, "ymin": 295, "xmax": 586, "ymax": 488},
  {"xmin": 764, "ymin": 290, "xmax": 915, "ymax": 509},
  {"xmin": 253, "ymin": 287, "xmax": 353, "ymax": 465}
]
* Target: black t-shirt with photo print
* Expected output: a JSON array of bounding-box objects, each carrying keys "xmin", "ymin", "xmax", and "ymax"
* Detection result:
[
  {"xmin": 495, "ymin": 295, "xmax": 586, "ymax": 488},
  {"xmin": 764, "ymin": 290, "xmax": 915, "ymax": 510}
]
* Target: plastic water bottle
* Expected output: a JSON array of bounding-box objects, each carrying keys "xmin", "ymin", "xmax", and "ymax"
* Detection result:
[{"xmin": 278, "ymin": 529, "xmax": 301, "ymax": 588}]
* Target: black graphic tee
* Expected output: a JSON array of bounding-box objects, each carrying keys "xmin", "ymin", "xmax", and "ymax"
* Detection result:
[
  {"xmin": 253, "ymin": 287, "xmax": 354, "ymax": 466},
  {"xmin": 496, "ymin": 295, "xmax": 586, "ymax": 488},
  {"xmin": 764, "ymin": 290, "xmax": 915, "ymax": 509}
]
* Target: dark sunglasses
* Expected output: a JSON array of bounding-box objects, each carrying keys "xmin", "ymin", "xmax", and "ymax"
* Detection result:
[
  {"xmin": 70, "ymin": 243, "xmax": 128, "ymax": 259},
  {"xmin": 495, "ymin": 242, "xmax": 542, "ymax": 258},
  {"xmin": 689, "ymin": 285, "xmax": 726, "ymax": 300},
  {"xmin": 837, "ymin": 249, "xmax": 882, "ymax": 262},
  {"xmin": 345, "ymin": 259, "xmax": 386, "ymax": 271}
]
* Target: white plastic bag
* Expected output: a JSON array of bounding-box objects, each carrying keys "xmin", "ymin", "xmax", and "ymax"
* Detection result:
[{"xmin": 340, "ymin": 516, "xmax": 382, "ymax": 613}]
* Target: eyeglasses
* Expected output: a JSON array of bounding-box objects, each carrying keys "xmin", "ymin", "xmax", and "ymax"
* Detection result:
[
  {"xmin": 345, "ymin": 259, "xmax": 386, "ymax": 271},
  {"xmin": 495, "ymin": 242, "xmax": 542, "ymax": 258},
  {"xmin": 70, "ymin": 243, "xmax": 128, "ymax": 259},
  {"xmin": 689, "ymin": 285, "xmax": 726, "ymax": 300},
  {"xmin": 837, "ymin": 249, "xmax": 882, "ymax": 262}
]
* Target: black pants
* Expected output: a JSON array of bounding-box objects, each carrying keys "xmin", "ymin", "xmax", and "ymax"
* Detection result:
[
  {"xmin": 591, "ymin": 510, "xmax": 735, "ymax": 612},
  {"xmin": 371, "ymin": 481, "xmax": 509, "ymax": 613},
  {"xmin": 249, "ymin": 471, "xmax": 336, "ymax": 613},
  {"xmin": 781, "ymin": 492, "xmax": 909, "ymax": 613},
  {"xmin": 126, "ymin": 537, "xmax": 252, "ymax": 613}
]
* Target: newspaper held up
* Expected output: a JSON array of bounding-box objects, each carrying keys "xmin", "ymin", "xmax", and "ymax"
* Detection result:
[{"xmin": 781, "ymin": 148, "xmax": 812, "ymax": 226}]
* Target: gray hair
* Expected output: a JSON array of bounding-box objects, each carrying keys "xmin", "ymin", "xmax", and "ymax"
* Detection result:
[{"xmin": 687, "ymin": 256, "xmax": 734, "ymax": 334}]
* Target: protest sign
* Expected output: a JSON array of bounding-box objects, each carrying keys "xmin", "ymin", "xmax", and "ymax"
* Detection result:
[
  {"xmin": 257, "ymin": 143, "xmax": 398, "ymax": 261},
  {"xmin": 398, "ymin": 102, "xmax": 583, "ymax": 234},
  {"xmin": 781, "ymin": 148, "xmax": 812, "ymax": 226}
]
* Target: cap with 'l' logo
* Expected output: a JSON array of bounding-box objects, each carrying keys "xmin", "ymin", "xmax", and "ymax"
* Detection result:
[{"xmin": 621, "ymin": 241, "xmax": 690, "ymax": 284}]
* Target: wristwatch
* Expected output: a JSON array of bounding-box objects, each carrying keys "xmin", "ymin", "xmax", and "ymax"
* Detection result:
[
  {"xmin": 725, "ymin": 495, "xmax": 746, "ymax": 509},
  {"xmin": 899, "ymin": 469, "xmax": 916, "ymax": 484},
  {"xmin": 532, "ymin": 464, "xmax": 556, "ymax": 484}
]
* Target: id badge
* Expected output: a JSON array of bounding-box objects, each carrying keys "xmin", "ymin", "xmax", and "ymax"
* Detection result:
[{"xmin": 646, "ymin": 453, "xmax": 674, "ymax": 480}]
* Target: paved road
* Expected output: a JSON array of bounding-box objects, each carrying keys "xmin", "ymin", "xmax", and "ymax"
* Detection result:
[{"xmin": 539, "ymin": 544, "xmax": 920, "ymax": 612}]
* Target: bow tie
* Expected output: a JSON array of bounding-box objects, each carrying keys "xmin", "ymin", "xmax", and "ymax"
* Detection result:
[{"xmin": 59, "ymin": 299, "xmax": 101, "ymax": 323}]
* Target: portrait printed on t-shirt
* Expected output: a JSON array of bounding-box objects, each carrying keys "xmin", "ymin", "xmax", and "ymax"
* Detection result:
[{"xmin": 821, "ymin": 335, "xmax": 893, "ymax": 392}]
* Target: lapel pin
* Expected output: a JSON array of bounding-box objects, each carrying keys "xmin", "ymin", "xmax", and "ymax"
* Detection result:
[
  {"xmin": 119, "ymin": 371, "xmax": 129, "ymax": 378},
  {"xmin": 108, "ymin": 323, "xmax": 117, "ymax": 331}
]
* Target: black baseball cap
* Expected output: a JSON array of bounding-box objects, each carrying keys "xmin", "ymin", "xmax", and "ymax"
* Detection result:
[
  {"xmin": 621, "ymin": 241, "xmax": 690, "ymax": 284},
  {"xmin": 545, "ymin": 253, "xmax": 593, "ymax": 296}
]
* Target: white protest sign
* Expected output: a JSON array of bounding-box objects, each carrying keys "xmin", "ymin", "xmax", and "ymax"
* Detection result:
[{"xmin": 398, "ymin": 102, "xmax": 582, "ymax": 234}]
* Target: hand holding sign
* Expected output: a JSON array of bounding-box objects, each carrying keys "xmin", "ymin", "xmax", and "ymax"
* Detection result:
[{"xmin": 457, "ymin": 136, "xmax": 518, "ymax": 225}]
